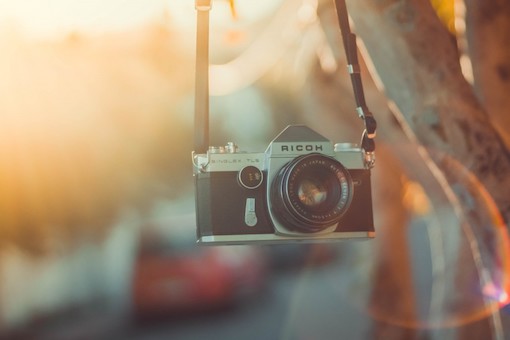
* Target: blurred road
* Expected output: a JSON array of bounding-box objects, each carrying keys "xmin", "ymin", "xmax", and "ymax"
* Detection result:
[
  {"xmin": 11, "ymin": 239, "xmax": 509, "ymax": 340},
  {"xmin": 121, "ymin": 243, "xmax": 510, "ymax": 340},
  {"xmin": 121, "ymin": 255, "xmax": 372, "ymax": 340},
  {"xmin": 19, "ymin": 252, "xmax": 372, "ymax": 340}
]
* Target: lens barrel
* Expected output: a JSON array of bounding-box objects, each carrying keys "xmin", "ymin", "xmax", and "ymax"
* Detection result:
[{"xmin": 271, "ymin": 153, "xmax": 353, "ymax": 233}]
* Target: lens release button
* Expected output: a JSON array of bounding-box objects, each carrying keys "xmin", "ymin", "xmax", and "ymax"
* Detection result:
[{"xmin": 245, "ymin": 198, "xmax": 257, "ymax": 227}]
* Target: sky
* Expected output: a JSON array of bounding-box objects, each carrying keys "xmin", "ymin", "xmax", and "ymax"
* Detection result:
[
  {"xmin": 0, "ymin": 0, "xmax": 283, "ymax": 39},
  {"xmin": 0, "ymin": 0, "xmax": 169, "ymax": 37},
  {"xmin": 0, "ymin": 0, "xmax": 316, "ymax": 95}
]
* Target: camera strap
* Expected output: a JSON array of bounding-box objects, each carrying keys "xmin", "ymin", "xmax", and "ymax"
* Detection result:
[
  {"xmin": 194, "ymin": 0, "xmax": 212, "ymax": 155},
  {"xmin": 334, "ymin": 0, "xmax": 377, "ymax": 168}
]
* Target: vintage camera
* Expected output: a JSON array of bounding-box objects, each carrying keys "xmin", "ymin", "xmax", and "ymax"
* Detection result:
[
  {"xmin": 193, "ymin": 125, "xmax": 375, "ymax": 244},
  {"xmin": 192, "ymin": 1, "xmax": 375, "ymax": 244}
]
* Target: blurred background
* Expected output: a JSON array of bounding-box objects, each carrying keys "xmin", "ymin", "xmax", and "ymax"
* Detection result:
[{"xmin": 0, "ymin": 0, "xmax": 509, "ymax": 339}]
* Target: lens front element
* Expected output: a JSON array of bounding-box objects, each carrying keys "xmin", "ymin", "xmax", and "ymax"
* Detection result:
[
  {"xmin": 271, "ymin": 153, "xmax": 353, "ymax": 233},
  {"xmin": 297, "ymin": 179, "xmax": 327, "ymax": 207}
]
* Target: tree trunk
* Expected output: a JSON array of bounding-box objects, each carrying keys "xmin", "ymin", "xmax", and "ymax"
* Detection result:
[
  {"xmin": 465, "ymin": 0, "xmax": 510, "ymax": 150},
  {"xmin": 334, "ymin": 0, "xmax": 510, "ymax": 338},
  {"xmin": 345, "ymin": 0, "xmax": 510, "ymax": 225}
]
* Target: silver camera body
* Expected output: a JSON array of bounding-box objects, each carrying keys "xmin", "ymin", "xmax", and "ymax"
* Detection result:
[{"xmin": 193, "ymin": 125, "xmax": 375, "ymax": 245}]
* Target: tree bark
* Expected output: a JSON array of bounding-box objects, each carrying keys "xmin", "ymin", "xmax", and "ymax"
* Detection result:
[
  {"xmin": 465, "ymin": 0, "xmax": 510, "ymax": 149},
  {"xmin": 345, "ymin": 0, "xmax": 510, "ymax": 224},
  {"xmin": 335, "ymin": 1, "xmax": 510, "ymax": 338}
]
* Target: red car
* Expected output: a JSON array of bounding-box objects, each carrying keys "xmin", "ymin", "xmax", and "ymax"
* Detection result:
[{"xmin": 131, "ymin": 214, "xmax": 267, "ymax": 318}]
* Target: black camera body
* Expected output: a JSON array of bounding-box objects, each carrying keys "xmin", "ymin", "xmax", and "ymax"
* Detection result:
[{"xmin": 193, "ymin": 125, "xmax": 375, "ymax": 244}]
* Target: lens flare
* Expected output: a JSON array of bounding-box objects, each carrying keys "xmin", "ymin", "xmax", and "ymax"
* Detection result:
[
  {"xmin": 365, "ymin": 147, "xmax": 510, "ymax": 330},
  {"xmin": 316, "ymin": 145, "xmax": 510, "ymax": 332}
]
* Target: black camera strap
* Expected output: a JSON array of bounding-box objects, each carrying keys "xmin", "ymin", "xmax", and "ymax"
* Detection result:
[
  {"xmin": 194, "ymin": 0, "xmax": 376, "ymax": 167},
  {"xmin": 334, "ymin": 0, "xmax": 376, "ymax": 168}
]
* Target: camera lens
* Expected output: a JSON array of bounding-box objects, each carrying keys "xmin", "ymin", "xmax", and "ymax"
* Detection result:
[{"xmin": 271, "ymin": 153, "xmax": 353, "ymax": 233}]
